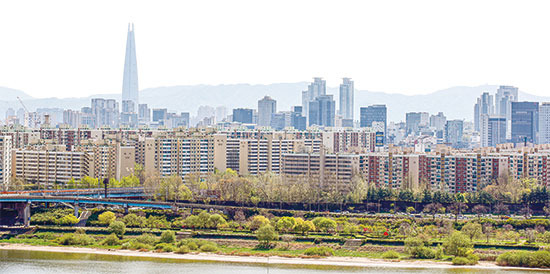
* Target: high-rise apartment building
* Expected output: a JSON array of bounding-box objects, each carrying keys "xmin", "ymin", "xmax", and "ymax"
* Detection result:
[
  {"xmin": 91, "ymin": 98, "xmax": 119, "ymax": 128},
  {"xmin": 0, "ymin": 136, "xmax": 12, "ymax": 187},
  {"xmin": 511, "ymin": 101, "xmax": 539, "ymax": 144},
  {"xmin": 339, "ymin": 78, "xmax": 354, "ymax": 121},
  {"xmin": 122, "ymin": 23, "xmax": 139, "ymax": 113},
  {"xmin": 257, "ymin": 96, "xmax": 277, "ymax": 127},
  {"xmin": 308, "ymin": 95, "xmax": 335, "ymax": 127}
]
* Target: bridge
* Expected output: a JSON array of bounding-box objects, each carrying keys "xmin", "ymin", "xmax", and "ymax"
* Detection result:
[
  {"xmin": 0, "ymin": 187, "xmax": 149, "ymax": 198},
  {"xmin": 0, "ymin": 195, "xmax": 172, "ymax": 226}
]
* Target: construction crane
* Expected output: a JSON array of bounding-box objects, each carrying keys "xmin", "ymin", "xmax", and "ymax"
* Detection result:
[{"xmin": 17, "ymin": 96, "xmax": 29, "ymax": 114}]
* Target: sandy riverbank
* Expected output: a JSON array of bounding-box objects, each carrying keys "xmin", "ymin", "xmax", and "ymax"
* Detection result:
[{"xmin": 0, "ymin": 243, "xmax": 545, "ymax": 271}]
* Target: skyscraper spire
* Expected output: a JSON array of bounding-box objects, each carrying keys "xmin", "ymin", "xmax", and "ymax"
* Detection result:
[{"xmin": 122, "ymin": 22, "xmax": 138, "ymax": 113}]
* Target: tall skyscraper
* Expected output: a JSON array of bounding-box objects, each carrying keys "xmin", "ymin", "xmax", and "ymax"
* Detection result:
[
  {"xmin": 308, "ymin": 95, "xmax": 335, "ymax": 127},
  {"xmin": 539, "ymin": 103, "xmax": 550, "ymax": 144},
  {"xmin": 474, "ymin": 92, "xmax": 494, "ymax": 131},
  {"xmin": 495, "ymin": 86, "xmax": 518, "ymax": 139},
  {"xmin": 257, "ymin": 95, "xmax": 277, "ymax": 127},
  {"xmin": 302, "ymin": 78, "xmax": 326, "ymax": 123},
  {"xmin": 339, "ymin": 78, "xmax": 354, "ymax": 121},
  {"xmin": 511, "ymin": 101, "xmax": 538, "ymax": 144},
  {"xmin": 122, "ymin": 23, "xmax": 139, "ymax": 113}
]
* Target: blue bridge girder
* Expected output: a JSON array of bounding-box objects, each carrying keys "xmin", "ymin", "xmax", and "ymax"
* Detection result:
[{"xmin": 0, "ymin": 196, "xmax": 173, "ymax": 209}]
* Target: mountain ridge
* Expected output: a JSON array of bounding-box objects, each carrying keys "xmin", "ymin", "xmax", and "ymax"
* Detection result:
[{"xmin": 1, "ymin": 84, "xmax": 549, "ymax": 123}]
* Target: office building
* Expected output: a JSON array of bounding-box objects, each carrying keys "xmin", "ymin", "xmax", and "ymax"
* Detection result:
[
  {"xmin": 540, "ymin": 103, "xmax": 550, "ymax": 144},
  {"xmin": 339, "ymin": 78, "xmax": 354, "ymax": 120},
  {"xmin": 232, "ymin": 108, "xmax": 253, "ymax": 124},
  {"xmin": 445, "ymin": 120, "xmax": 464, "ymax": 148},
  {"xmin": 429, "ymin": 112, "xmax": 446, "ymax": 131},
  {"xmin": 474, "ymin": 92, "xmax": 494, "ymax": 131},
  {"xmin": 257, "ymin": 96, "xmax": 277, "ymax": 127},
  {"xmin": 122, "ymin": 23, "xmax": 139, "ymax": 113},
  {"xmin": 496, "ymin": 86, "xmax": 519, "ymax": 139},
  {"xmin": 152, "ymin": 108, "xmax": 168, "ymax": 124},
  {"xmin": 302, "ymin": 78, "xmax": 326, "ymax": 123},
  {"xmin": 481, "ymin": 114, "xmax": 506, "ymax": 147},
  {"xmin": 91, "ymin": 98, "xmax": 119, "ymax": 128},
  {"xmin": 308, "ymin": 95, "xmax": 335, "ymax": 127},
  {"xmin": 406, "ymin": 112, "xmax": 429, "ymax": 134},
  {"xmin": 138, "ymin": 104, "xmax": 150, "ymax": 123},
  {"xmin": 511, "ymin": 101, "xmax": 539, "ymax": 144},
  {"xmin": 290, "ymin": 106, "xmax": 306, "ymax": 131},
  {"xmin": 360, "ymin": 105, "xmax": 387, "ymax": 134}
]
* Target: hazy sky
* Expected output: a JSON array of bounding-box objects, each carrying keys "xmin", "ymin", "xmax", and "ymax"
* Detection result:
[{"xmin": 1, "ymin": 0, "xmax": 550, "ymax": 98}]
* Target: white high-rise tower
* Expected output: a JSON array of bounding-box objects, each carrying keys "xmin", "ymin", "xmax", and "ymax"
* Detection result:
[{"xmin": 122, "ymin": 23, "xmax": 139, "ymax": 113}]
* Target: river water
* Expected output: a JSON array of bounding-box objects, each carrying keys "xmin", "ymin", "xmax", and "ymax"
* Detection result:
[{"xmin": 0, "ymin": 249, "xmax": 545, "ymax": 274}]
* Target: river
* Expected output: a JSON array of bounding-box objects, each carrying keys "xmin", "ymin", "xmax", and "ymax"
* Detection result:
[{"xmin": 0, "ymin": 249, "xmax": 546, "ymax": 274}]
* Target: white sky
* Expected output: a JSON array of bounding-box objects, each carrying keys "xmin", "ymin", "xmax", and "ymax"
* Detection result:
[{"xmin": 1, "ymin": 0, "xmax": 549, "ymax": 98}]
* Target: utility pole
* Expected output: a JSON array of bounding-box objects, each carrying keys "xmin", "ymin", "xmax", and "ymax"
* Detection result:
[{"xmin": 104, "ymin": 178, "xmax": 109, "ymax": 198}]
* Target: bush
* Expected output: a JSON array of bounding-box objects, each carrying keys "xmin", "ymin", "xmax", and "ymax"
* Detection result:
[
  {"xmin": 155, "ymin": 243, "xmax": 175, "ymax": 252},
  {"xmin": 497, "ymin": 251, "xmax": 550, "ymax": 268},
  {"xmin": 101, "ymin": 233, "xmax": 120, "ymax": 246},
  {"xmin": 121, "ymin": 240, "xmax": 153, "ymax": 251},
  {"xmin": 404, "ymin": 237, "xmax": 435, "ymax": 259},
  {"xmin": 135, "ymin": 233, "xmax": 157, "ymax": 245},
  {"xmin": 108, "ymin": 221, "xmax": 126, "ymax": 238},
  {"xmin": 452, "ymin": 254, "xmax": 479, "ymax": 265},
  {"xmin": 57, "ymin": 233, "xmax": 96, "ymax": 246},
  {"xmin": 175, "ymin": 245, "xmax": 190, "ymax": 254},
  {"xmin": 159, "ymin": 230, "xmax": 176, "ymax": 244},
  {"xmin": 381, "ymin": 250, "xmax": 400, "ymax": 259},
  {"xmin": 122, "ymin": 213, "xmax": 146, "ymax": 227},
  {"xmin": 98, "ymin": 211, "xmax": 116, "ymax": 225},
  {"xmin": 199, "ymin": 243, "xmax": 219, "ymax": 252},
  {"xmin": 303, "ymin": 246, "xmax": 334, "ymax": 257},
  {"xmin": 57, "ymin": 215, "xmax": 79, "ymax": 226},
  {"xmin": 187, "ymin": 241, "xmax": 199, "ymax": 250}
]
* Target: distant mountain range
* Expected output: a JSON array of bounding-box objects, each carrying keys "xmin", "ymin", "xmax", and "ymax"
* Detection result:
[{"xmin": 1, "ymin": 84, "xmax": 549, "ymax": 123}]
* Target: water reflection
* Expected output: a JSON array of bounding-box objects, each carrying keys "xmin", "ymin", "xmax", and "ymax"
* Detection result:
[{"xmin": 0, "ymin": 249, "xmax": 545, "ymax": 274}]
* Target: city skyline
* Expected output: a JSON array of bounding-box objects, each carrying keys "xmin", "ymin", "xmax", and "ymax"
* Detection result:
[{"xmin": 2, "ymin": 1, "xmax": 550, "ymax": 98}]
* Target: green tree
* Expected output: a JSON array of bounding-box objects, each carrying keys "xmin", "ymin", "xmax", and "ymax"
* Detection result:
[
  {"xmin": 256, "ymin": 224, "xmax": 278, "ymax": 246},
  {"xmin": 275, "ymin": 217, "xmax": 297, "ymax": 232},
  {"xmin": 461, "ymin": 222, "xmax": 483, "ymax": 241},
  {"xmin": 443, "ymin": 232, "xmax": 473, "ymax": 257},
  {"xmin": 98, "ymin": 211, "xmax": 116, "ymax": 225},
  {"xmin": 207, "ymin": 214, "xmax": 227, "ymax": 229},
  {"xmin": 108, "ymin": 221, "xmax": 126, "ymax": 238},
  {"xmin": 249, "ymin": 215, "xmax": 270, "ymax": 230},
  {"xmin": 294, "ymin": 218, "xmax": 315, "ymax": 235}
]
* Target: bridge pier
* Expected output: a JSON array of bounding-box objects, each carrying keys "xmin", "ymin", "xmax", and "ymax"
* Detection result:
[
  {"xmin": 74, "ymin": 204, "xmax": 80, "ymax": 218},
  {"xmin": 23, "ymin": 202, "xmax": 30, "ymax": 227}
]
